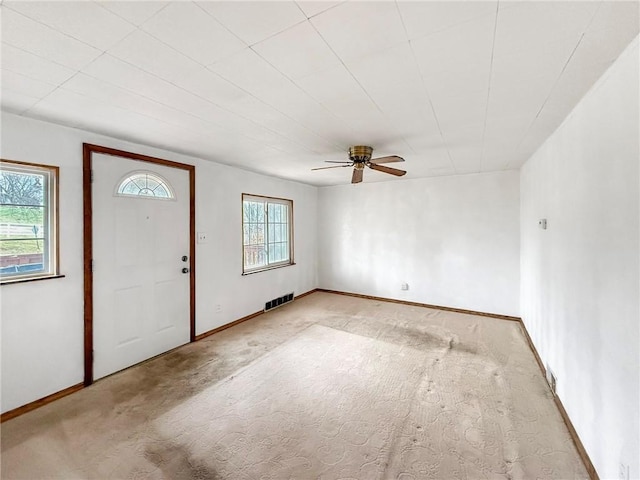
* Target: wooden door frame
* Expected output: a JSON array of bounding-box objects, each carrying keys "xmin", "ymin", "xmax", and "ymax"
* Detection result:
[{"xmin": 83, "ymin": 143, "xmax": 196, "ymax": 386}]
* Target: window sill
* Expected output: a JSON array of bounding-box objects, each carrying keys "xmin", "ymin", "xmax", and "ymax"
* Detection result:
[
  {"xmin": 1, "ymin": 274, "xmax": 66, "ymax": 286},
  {"xmin": 242, "ymin": 263, "xmax": 296, "ymax": 276}
]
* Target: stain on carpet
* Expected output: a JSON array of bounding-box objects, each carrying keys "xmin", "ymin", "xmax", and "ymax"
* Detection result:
[{"xmin": 1, "ymin": 292, "xmax": 588, "ymax": 479}]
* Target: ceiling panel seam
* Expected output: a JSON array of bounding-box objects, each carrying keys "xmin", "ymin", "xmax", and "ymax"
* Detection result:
[
  {"xmin": 4, "ymin": 2, "xmax": 130, "ymax": 54},
  {"xmin": 308, "ymin": 11, "xmax": 414, "ymax": 153},
  {"xmin": 507, "ymin": 1, "xmax": 603, "ymax": 168},
  {"xmin": 103, "ymin": 25, "xmax": 342, "ymax": 154},
  {"xmin": 479, "ymin": 1, "xmax": 501, "ymax": 172},
  {"xmin": 94, "ymin": 1, "xmax": 171, "ymax": 29},
  {"xmin": 72, "ymin": 55, "xmax": 325, "ymax": 157},
  {"xmin": 396, "ymin": 1, "xmax": 458, "ymax": 174},
  {"xmin": 178, "ymin": 3, "xmax": 351, "ymax": 151},
  {"xmin": 1, "ymin": 41, "xmax": 77, "ymax": 74},
  {"xmin": 245, "ymin": 32, "xmax": 369, "ymax": 147},
  {"xmin": 3, "ymin": 6, "xmax": 102, "ymax": 64},
  {"xmin": 191, "ymin": 2, "xmax": 249, "ymax": 50}
]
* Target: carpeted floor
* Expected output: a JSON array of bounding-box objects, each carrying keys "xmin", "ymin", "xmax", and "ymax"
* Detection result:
[{"xmin": 1, "ymin": 292, "xmax": 588, "ymax": 479}]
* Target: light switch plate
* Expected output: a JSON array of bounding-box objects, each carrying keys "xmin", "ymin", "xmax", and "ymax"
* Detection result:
[{"xmin": 197, "ymin": 232, "xmax": 209, "ymax": 244}]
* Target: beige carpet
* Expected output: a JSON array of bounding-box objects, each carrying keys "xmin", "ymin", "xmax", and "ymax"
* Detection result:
[{"xmin": 1, "ymin": 292, "xmax": 588, "ymax": 479}]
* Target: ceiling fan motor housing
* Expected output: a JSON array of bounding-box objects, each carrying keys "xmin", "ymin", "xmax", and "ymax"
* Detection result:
[{"xmin": 349, "ymin": 145, "xmax": 373, "ymax": 163}]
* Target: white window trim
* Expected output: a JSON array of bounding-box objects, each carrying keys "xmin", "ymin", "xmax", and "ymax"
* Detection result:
[
  {"xmin": 242, "ymin": 193, "xmax": 294, "ymax": 275},
  {"xmin": 0, "ymin": 159, "xmax": 60, "ymax": 284}
]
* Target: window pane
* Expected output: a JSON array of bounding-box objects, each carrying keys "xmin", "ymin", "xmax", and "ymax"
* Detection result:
[
  {"xmin": 243, "ymin": 246, "xmax": 252, "ymax": 268},
  {"xmin": 122, "ymin": 180, "xmax": 138, "ymax": 195},
  {"xmin": 243, "ymin": 224, "xmax": 249, "ymax": 244},
  {"xmin": 242, "ymin": 194, "xmax": 292, "ymax": 273},
  {"xmin": 0, "ymin": 205, "xmax": 44, "ymax": 228},
  {"xmin": 0, "ymin": 161, "xmax": 54, "ymax": 281},
  {"xmin": 116, "ymin": 172, "xmax": 174, "ymax": 199},
  {"xmin": 244, "ymin": 245, "xmax": 266, "ymax": 269},
  {"xmin": 0, "ymin": 171, "xmax": 44, "ymax": 206},
  {"xmin": 248, "ymin": 224, "xmax": 256, "ymax": 244},
  {"xmin": 257, "ymin": 203, "xmax": 265, "ymax": 222},
  {"xmin": 256, "ymin": 224, "xmax": 265, "ymax": 244},
  {"xmin": 0, "ymin": 239, "xmax": 45, "ymax": 275},
  {"xmin": 244, "ymin": 246, "xmax": 252, "ymax": 267},
  {"xmin": 154, "ymin": 185, "xmax": 169, "ymax": 197},
  {"xmin": 132, "ymin": 178, "xmax": 146, "ymax": 189},
  {"xmin": 243, "ymin": 201, "xmax": 250, "ymax": 223},
  {"xmin": 0, "ymin": 238, "xmax": 44, "ymax": 256},
  {"xmin": 0, "ymin": 244, "xmax": 45, "ymax": 275},
  {"xmin": 146, "ymin": 178, "xmax": 160, "ymax": 190}
]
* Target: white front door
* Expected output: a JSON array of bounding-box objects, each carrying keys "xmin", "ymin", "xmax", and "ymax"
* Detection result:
[{"xmin": 92, "ymin": 154, "xmax": 191, "ymax": 380}]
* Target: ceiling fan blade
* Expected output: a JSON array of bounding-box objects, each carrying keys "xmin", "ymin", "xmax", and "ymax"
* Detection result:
[
  {"xmin": 311, "ymin": 165, "xmax": 352, "ymax": 171},
  {"xmin": 324, "ymin": 160, "xmax": 353, "ymax": 164},
  {"xmin": 352, "ymin": 168, "xmax": 363, "ymax": 184},
  {"xmin": 369, "ymin": 163, "xmax": 406, "ymax": 176},
  {"xmin": 370, "ymin": 155, "xmax": 405, "ymax": 164}
]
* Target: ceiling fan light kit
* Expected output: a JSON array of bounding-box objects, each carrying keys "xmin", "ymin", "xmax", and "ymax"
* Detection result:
[{"xmin": 312, "ymin": 145, "xmax": 407, "ymax": 184}]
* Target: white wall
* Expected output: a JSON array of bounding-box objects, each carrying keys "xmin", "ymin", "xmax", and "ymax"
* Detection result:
[
  {"xmin": 0, "ymin": 113, "xmax": 317, "ymax": 413},
  {"xmin": 520, "ymin": 37, "xmax": 639, "ymax": 479},
  {"xmin": 318, "ymin": 171, "xmax": 520, "ymax": 317}
]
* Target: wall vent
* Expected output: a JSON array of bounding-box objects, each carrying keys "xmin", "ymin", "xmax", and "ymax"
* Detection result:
[{"xmin": 265, "ymin": 292, "xmax": 294, "ymax": 312}]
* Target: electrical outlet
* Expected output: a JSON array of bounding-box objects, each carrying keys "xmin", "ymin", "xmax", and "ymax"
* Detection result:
[
  {"xmin": 197, "ymin": 231, "xmax": 209, "ymax": 244},
  {"xmin": 215, "ymin": 304, "xmax": 222, "ymax": 314},
  {"xmin": 538, "ymin": 218, "xmax": 547, "ymax": 229},
  {"xmin": 401, "ymin": 282, "xmax": 409, "ymax": 291},
  {"xmin": 619, "ymin": 462, "xmax": 629, "ymax": 480}
]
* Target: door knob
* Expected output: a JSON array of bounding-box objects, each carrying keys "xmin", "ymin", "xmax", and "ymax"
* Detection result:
[
  {"xmin": 181, "ymin": 255, "xmax": 188, "ymax": 262},
  {"xmin": 182, "ymin": 267, "xmax": 189, "ymax": 274}
]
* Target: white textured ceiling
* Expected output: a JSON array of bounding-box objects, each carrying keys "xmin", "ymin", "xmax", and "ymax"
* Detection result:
[{"xmin": 1, "ymin": 1, "xmax": 638, "ymax": 186}]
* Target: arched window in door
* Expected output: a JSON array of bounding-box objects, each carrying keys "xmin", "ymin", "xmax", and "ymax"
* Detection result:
[{"xmin": 115, "ymin": 171, "xmax": 175, "ymax": 199}]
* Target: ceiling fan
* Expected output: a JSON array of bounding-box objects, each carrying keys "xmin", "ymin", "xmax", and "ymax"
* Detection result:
[{"xmin": 312, "ymin": 145, "xmax": 406, "ymax": 184}]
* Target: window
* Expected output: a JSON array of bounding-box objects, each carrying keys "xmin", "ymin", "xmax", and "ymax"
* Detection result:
[
  {"xmin": 116, "ymin": 171, "xmax": 174, "ymax": 199},
  {"xmin": 0, "ymin": 160, "xmax": 59, "ymax": 283},
  {"xmin": 242, "ymin": 194, "xmax": 293, "ymax": 274}
]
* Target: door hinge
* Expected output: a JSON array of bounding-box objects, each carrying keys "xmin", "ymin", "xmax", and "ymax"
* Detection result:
[
  {"xmin": 91, "ymin": 260, "xmax": 94, "ymax": 272},
  {"xmin": 90, "ymin": 170, "xmax": 94, "ymax": 183}
]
